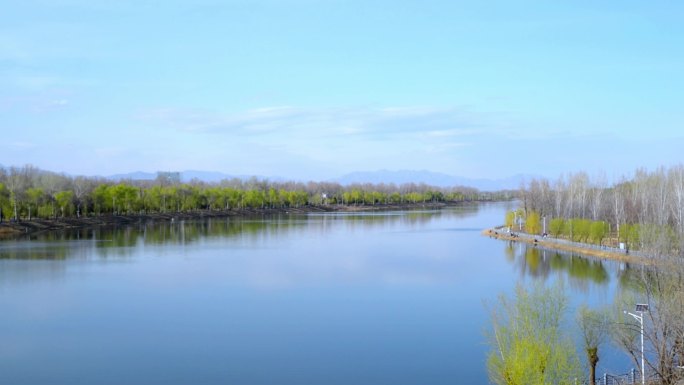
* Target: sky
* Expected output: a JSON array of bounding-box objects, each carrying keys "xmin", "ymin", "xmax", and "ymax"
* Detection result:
[{"xmin": 2, "ymin": 0, "xmax": 683, "ymax": 181}]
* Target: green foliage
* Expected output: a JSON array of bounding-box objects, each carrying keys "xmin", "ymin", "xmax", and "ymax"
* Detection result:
[
  {"xmin": 563, "ymin": 218, "xmax": 591, "ymax": 242},
  {"xmin": 562, "ymin": 219, "xmax": 574, "ymax": 240},
  {"xmin": 54, "ymin": 191, "xmax": 74, "ymax": 217},
  {"xmin": 589, "ymin": 221, "xmax": 608, "ymax": 245},
  {"xmin": 577, "ymin": 305, "xmax": 609, "ymax": 385},
  {"xmin": 622, "ymin": 224, "xmax": 640, "ymax": 249},
  {"xmin": 25, "ymin": 187, "xmax": 45, "ymax": 219},
  {"xmin": 0, "ymin": 183, "xmax": 10, "ymax": 221},
  {"xmin": 575, "ymin": 219, "xmax": 591, "ymax": 242},
  {"xmin": 549, "ymin": 218, "xmax": 564, "ymax": 237},
  {"xmin": 92, "ymin": 184, "xmax": 112, "ymax": 215},
  {"xmin": 487, "ymin": 283, "xmax": 581, "ymax": 385},
  {"xmin": 505, "ymin": 211, "xmax": 515, "ymax": 228},
  {"xmin": 525, "ymin": 211, "xmax": 541, "ymax": 234},
  {"xmin": 0, "ymin": 165, "xmax": 496, "ymax": 220}
]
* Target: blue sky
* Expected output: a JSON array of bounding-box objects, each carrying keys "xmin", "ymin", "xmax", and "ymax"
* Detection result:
[{"xmin": 2, "ymin": 1, "xmax": 683, "ymax": 181}]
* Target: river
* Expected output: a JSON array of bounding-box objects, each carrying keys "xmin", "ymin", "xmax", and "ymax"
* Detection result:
[{"xmin": 0, "ymin": 202, "xmax": 633, "ymax": 384}]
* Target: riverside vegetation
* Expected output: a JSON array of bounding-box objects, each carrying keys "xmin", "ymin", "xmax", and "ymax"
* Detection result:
[
  {"xmin": 0, "ymin": 165, "xmax": 512, "ymax": 235},
  {"xmin": 490, "ymin": 165, "xmax": 684, "ymax": 385}
]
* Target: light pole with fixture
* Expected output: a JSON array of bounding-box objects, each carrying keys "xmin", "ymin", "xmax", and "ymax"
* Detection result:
[{"xmin": 624, "ymin": 303, "xmax": 649, "ymax": 385}]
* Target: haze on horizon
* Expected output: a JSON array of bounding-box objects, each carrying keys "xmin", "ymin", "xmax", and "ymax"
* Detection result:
[{"xmin": 2, "ymin": 1, "xmax": 683, "ymax": 182}]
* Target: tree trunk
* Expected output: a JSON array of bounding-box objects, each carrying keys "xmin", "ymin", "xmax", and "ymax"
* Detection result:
[
  {"xmin": 13, "ymin": 198, "xmax": 18, "ymax": 221},
  {"xmin": 589, "ymin": 348, "xmax": 598, "ymax": 385}
]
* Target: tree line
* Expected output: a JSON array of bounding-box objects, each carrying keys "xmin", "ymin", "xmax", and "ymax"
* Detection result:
[
  {"xmin": 493, "ymin": 164, "xmax": 684, "ymax": 385},
  {"xmin": 510, "ymin": 166, "xmax": 684, "ymax": 253},
  {"xmin": 0, "ymin": 165, "xmax": 510, "ymax": 221}
]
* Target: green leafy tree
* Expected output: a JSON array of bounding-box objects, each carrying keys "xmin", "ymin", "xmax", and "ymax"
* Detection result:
[
  {"xmin": 487, "ymin": 283, "xmax": 581, "ymax": 385},
  {"xmin": 576, "ymin": 219, "xmax": 591, "ymax": 242},
  {"xmin": 54, "ymin": 190, "xmax": 74, "ymax": 218},
  {"xmin": 205, "ymin": 187, "xmax": 220, "ymax": 210},
  {"xmin": 26, "ymin": 187, "xmax": 44, "ymax": 220},
  {"xmin": 549, "ymin": 218, "xmax": 565, "ymax": 237},
  {"xmin": 623, "ymin": 224, "xmax": 640, "ymax": 250},
  {"xmin": 0, "ymin": 183, "xmax": 10, "ymax": 222},
  {"xmin": 111, "ymin": 184, "xmax": 139, "ymax": 214},
  {"xmin": 146, "ymin": 186, "xmax": 164, "ymax": 212},
  {"xmin": 92, "ymin": 184, "xmax": 113, "ymax": 215},
  {"xmin": 505, "ymin": 211, "xmax": 515, "ymax": 229},
  {"xmin": 525, "ymin": 211, "xmax": 542, "ymax": 234},
  {"xmin": 243, "ymin": 189, "xmax": 265, "ymax": 208},
  {"xmin": 267, "ymin": 188, "xmax": 279, "ymax": 208},
  {"xmin": 565, "ymin": 218, "xmax": 590, "ymax": 242},
  {"xmin": 589, "ymin": 221, "xmax": 608, "ymax": 245},
  {"xmin": 577, "ymin": 305, "xmax": 609, "ymax": 385}
]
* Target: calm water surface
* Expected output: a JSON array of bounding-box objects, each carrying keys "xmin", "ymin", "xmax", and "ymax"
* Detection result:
[{"xmin": 0, "ymin": 203, "xmax": 633, "ymax": 384}]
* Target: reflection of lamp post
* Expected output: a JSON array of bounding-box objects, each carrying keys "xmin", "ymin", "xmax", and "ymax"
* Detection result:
[
  {"xmin": 512, "ymin": 211, "xmax": 517, "ymax": 232},
  {"xmin": 624, "ymin": 304, "xmax": 649, "ymax": 385}
]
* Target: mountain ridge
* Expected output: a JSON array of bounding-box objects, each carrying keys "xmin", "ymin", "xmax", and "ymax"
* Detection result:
[
  {"xmin": 106, "ymin": 169, "xmax": 529, "ymax": 191},
  {"xmin": 333, "ymin": 170, "xmax": 529, "ymax": 191}
]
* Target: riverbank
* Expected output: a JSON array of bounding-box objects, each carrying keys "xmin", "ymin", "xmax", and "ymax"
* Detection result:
[
  {"xmin": 0, "ymin": 201, "xmax": 462, "ymax": 238},
  {"xmin": 483, "ymin": 227, "xmax": 650, "ymax": 265}
]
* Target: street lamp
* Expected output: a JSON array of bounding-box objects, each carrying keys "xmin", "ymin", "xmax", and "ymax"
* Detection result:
[{"xmin": 624, "ymin": 304, "xmax": 649, "ymax": 385}]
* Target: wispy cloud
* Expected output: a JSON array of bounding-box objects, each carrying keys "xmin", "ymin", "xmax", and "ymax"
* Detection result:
[
  {"xmin": 137, "ymin": 105, "xmax": 509, "ymax": 142},
  {"xmin": 9, "ymin": 141, "xmax": 38, "ymax": 149},
  {"xmin": 0, "ymin": 95, "xmax": 70, "ymax": 113},
  {"xmin": 131, "ymin": 104, "xmax": 518, "ymax": 177}
]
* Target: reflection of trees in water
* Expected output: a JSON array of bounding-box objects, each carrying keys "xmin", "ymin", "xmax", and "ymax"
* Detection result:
[
  {"xmin": 615, "ymin": 263, "xmax": 657, "ymax": 292},
  {"xmin": 0, "ymin": 243, "xmax": 70, "ymax": 260},
  {"xmin": 508, "ymin": 244, "xmax": 613, "ymax": 291},
  {"xmin": 504, "ymin": 242, "xmax": 516, "ymax": 262},
  {"xmin": 1, "ymin": 207, "xmax": 480, "ymax": 260},
  {"xmin": 0, "ymin": 259, "xmax": 69, "ymax": 284}
]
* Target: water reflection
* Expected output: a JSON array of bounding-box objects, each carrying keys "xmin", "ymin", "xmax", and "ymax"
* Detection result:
[
  {"xmin": 0, "ymin": 207, "xmax": 494, "ymax": 294},
  {"xmin": 0, "ymin": 202, "xmax": 629, "ymax": 385},
  {"xmin": 505, "ymin": 240, "xmax": 649, "ymax": 304},
  {"xmin": 505, "ymin": 242, "xmax": 624, "ymax": 292},
  {"xmin": 0, "ymin": 207, "xmax": 480, "ymax": 260}
]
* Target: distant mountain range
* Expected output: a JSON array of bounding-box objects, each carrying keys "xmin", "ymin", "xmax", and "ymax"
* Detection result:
[
  {"xmin": 107, "ymin": 170, "xmax": 242, "ymax": 183},
  {"xmin": 107, "ymin": 169, "xmax": 530, "ymax": 191},
  {"xmin": 333, "ymin": 170, "xmax": 528, "ymax": 191},
  {"xmin": 107, "ymin": 170, "xmax": 276, "ymax": 183}
]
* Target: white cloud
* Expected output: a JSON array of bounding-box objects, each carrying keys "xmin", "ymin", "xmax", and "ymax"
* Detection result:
[
  {"xmin": 130, "ymin": 104, "xmax": 520, "ymax": 178},
  {"xmin": 10, "ymin": 141, "xmax": 38, "ymax": 149},
  {"xmin": 0, "ymin": 95, "xmax": 70, "ymax": 113},
  {"xmin": 137, "ymin": 105, "xmax": 509, "ymax": 142}
]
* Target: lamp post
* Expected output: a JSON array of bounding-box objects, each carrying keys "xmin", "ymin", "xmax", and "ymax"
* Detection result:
[
  {"xmin": 625, "ymin": 304, "xmax": 649, "ymax": 385},
  {"xmin": 511, "ymin": 211, "xmax": 521, "ymax": 232}
]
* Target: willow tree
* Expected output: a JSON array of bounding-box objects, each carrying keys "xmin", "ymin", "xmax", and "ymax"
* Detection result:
[
  {"xmin": 487, "ymin": 283, "xmax": 581, "ymax": 385},
  {"xmin": 505, "ymin": 210, "xmax": 515, "ymax": 229},
  {"xmin": 577, "ymin": 305, "xmax": 609, "ymax": 385},
  {"xmin": 525, "ymin": 211, "xmax": 542, "ymax": 234}
]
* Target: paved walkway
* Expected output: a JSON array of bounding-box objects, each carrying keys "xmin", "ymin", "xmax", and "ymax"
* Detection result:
[{"xmin": 482, "ymin": 227, "xmax": 650, "ymax": 265}]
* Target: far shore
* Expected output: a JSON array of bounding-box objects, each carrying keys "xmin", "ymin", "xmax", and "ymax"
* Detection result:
[
  {"xmin": 482, "ymin": 227, "xmax": 650, "ymax": 265},
  {"xmin": 0, "ymin": 201, "xmax": 468, "ymax": 239}
]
